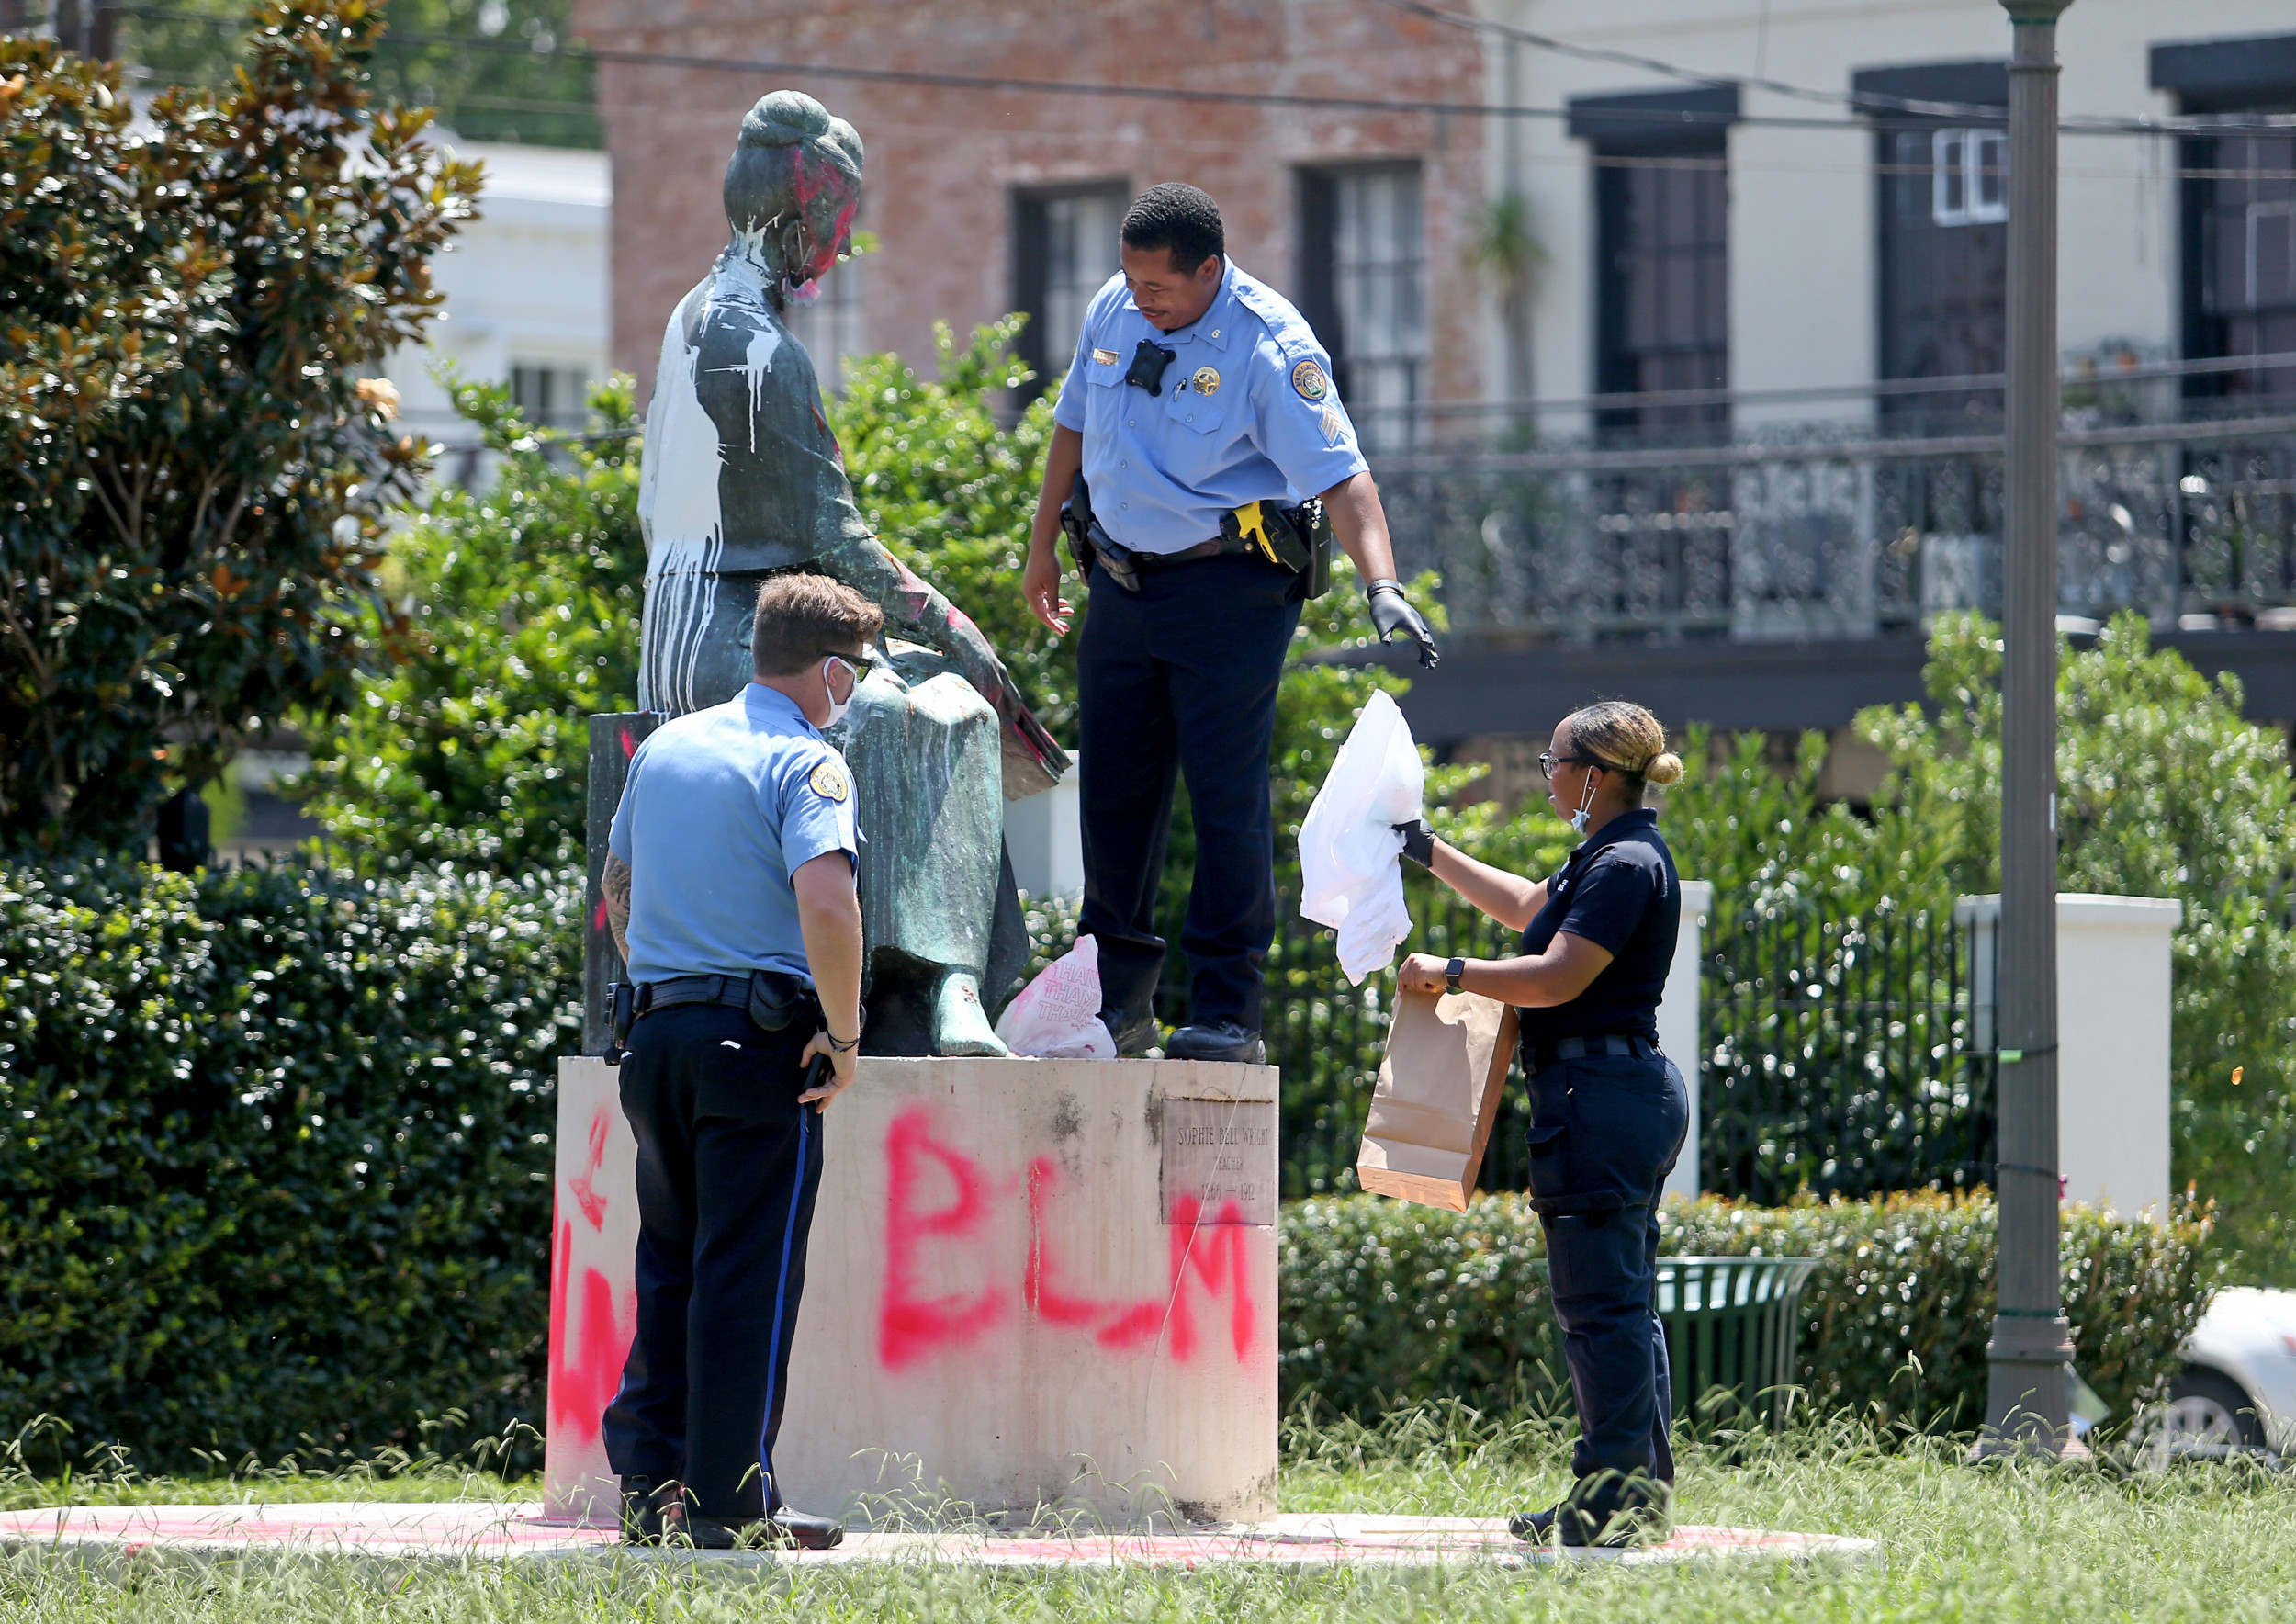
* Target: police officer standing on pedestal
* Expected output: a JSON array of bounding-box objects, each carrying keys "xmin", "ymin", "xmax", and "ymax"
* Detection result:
[
  {"xmin": 1022, "ymin": 183, "xmax": 1440, "ymax": 1063},
  {"xmin": 598, "ymin": 573, "xmax": 879, "ymax": 1550}
]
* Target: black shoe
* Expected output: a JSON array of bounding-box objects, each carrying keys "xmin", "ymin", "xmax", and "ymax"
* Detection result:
[
  {"xmin": 619, "ymin": 1476, "xmax": 681, "ymax": 1546},
  {"xmin": 1509, "ymin": 1500, "xmax": 1654, "ymax": 1549},
  {"xmin": 1507, "ymin": 1505, "xmax": 1558, "ymax": 1542},
  {"xmin": 1098, "ymin": 1007, "xmax": 1160, "ymax": 1057},
  {"xmin": 683, "ymin": 1509, "xmax": 846, "ymax": 1551},
  {"xmin": 770, "ymin": 1506, "xmax": 846, "ymax": 1550},
  {"xmin": 1165, "ymin": 1021, "xmax": 1265, "ymax": 1065}
]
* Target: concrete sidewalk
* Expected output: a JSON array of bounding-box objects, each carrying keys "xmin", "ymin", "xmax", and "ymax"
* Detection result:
[{"xmin": 0, "ymin": 1502, "xmax": 1881, "ymax": 1570}]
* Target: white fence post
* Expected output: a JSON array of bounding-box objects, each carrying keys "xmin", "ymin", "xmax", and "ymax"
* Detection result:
[
  {"xmin": 1660, "ymin": 880, "xmax": 1712, "ymax": 1202},
  {"xmin": 1953, "ymin": 892, "xmax": 2180, "ymax": 1218}
]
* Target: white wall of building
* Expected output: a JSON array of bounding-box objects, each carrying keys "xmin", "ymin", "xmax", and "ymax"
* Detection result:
[
  {"xmin": 384, "ymin": 141, "xmax": 611, "ymax": 459},
  {"xmin": 1483, "ymin": 0, "xmax": 2296, "ymax": 431}
]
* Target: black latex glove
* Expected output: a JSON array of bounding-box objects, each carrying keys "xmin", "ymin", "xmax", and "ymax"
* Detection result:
[
  {"xmin": 1366, "ymin": 580, "xmax": 1440, "ymax": 668},
  {"xmin": 1393, "ymin": 818, "xmax": 1435, "ymax": 868}
]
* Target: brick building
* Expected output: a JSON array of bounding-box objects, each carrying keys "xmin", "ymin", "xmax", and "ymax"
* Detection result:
[{"xmin": 572, "ymin": 0, "xmax": 1491, "ymax": 435}]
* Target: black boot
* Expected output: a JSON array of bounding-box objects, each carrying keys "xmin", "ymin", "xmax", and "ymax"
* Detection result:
[
  {"xmin": 683, "ymin": 1507, "xmax": 846, "ymax": 1551},
  {"xmin": 619, "ymin": 1477, "xmax": 681, "ymax": 1546},
  {"xmin": 1098, "ymin": 1006, "xmax": 1161, "ymax": 1057},
  {"xmin": 1165, "ymin": 1020, "xmax": 1264, "ymax": 1064},
  {"xmin": 1507, "ymin": 1505, "xmax": 1559, "ymax": 1542}
]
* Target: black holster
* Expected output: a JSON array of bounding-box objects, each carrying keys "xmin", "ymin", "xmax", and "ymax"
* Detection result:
[
  {"xmin": 745, "ymin": 969, "xmax": 821, "ymax": 1032},
  {"xmin": 1061, "ymin": 474, "xmax": 1144, "ymax": 592},
  {"xmin": 606, "ymin": 980, "xmax": 638, "ymax": 1066}
]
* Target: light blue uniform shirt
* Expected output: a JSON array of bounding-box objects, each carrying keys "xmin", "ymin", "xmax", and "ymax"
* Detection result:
[
  {"xmin": 608, "ymin": 684, "xmax": 859, "ymax": 987},
  {"xmin": 1052, "ymin": 259, "xmax": 1370, "ymax": 555}
]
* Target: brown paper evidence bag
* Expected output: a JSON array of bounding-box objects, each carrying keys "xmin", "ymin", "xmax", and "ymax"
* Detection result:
[{"xmin": 1355, "ymin": 987, "xmax": 1521, "ymax": 1212}]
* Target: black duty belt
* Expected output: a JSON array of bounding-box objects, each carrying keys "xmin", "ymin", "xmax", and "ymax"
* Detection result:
[
  {"xmin": 639, "ymin": 973, "xmax": 757, "ymax": 1017},
  {"xmin": 1526, "ymin": 1032, "xmax": 1659, "ymax": 1069}
]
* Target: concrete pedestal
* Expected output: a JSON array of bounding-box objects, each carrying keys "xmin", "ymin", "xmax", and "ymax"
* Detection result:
[{"xmin": 543, "ymin": 1055, "xmax": 1279, "ymax": 1528}]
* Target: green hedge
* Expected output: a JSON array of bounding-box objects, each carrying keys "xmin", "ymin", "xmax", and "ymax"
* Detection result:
[
  {"xmin": 1280, "ymin": 1192, "xmax": 2222, "ymax": 1434},
  {"xmin": 0, "ymin": 861, "xmax": 576, "ymax": 1471}
]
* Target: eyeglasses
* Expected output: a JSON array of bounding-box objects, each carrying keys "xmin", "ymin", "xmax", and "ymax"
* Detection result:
[
  {"xmin": 1540, "ymin": 750, "xmax": 1630, "ymax": 782},
  {"xmin": 821, "ymin": 649, "xmax": 876, "ymax": 682}
]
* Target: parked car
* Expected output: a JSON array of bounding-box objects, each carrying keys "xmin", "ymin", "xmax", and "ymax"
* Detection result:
[{"xmin": 2150, "ymin": 1287, "xmax": 2296, "ymax": 1459}]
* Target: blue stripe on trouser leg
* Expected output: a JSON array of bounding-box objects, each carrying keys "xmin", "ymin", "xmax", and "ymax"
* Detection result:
[
  {"xmin": 602, "ymin": 1004, "xmax": 823, "ymax": 1521},
  {"xmin": 758, "ymin": 1103, "xmax": 814, "ymax": 1509}
]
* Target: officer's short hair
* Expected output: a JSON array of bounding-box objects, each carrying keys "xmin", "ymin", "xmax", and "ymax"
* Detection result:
[
  {"xmin": 1122, "ymin": 183, "xmax": 1225, "ymax": 274},
  {"xmin": 752, "ymin": 572, "xmax": 883, "ymax": 677}
]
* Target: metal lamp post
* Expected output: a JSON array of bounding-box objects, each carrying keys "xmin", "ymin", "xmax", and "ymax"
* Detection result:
[{"xmin": 1982, "ymin": 0, "xmax": 2077, "ymax": 1457}]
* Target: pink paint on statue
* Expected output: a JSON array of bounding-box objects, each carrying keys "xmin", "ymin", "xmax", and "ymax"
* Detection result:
[{"xmin": 879, "ymin": 1108, "xmax": 1007, "ymax": 1368}]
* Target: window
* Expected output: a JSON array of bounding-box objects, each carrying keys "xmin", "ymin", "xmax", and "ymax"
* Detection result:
[
  {"xmin": 1569, "ymin": 86, "xmax": 1737, "ymax": 439},
  {"xmin": 788, "ymin": 251, "xmax": 868, "ymax": 394},
  {"xmin": 1013, "ymin": 185, "xmax": 1128, "ymax": 396},
  {"xmin": 1858, "ymin": 63, "xmax": 2011, "ymax": 427},
  {"xmin": 510, "ymin": 363, "xmax": 591, "ymax": 430},
  {"xmin": 2153, "ymin": 34, "xmax": 2296, "ymax": 403},
  {"xmin": 1298, "ymin": 164, "xmax": 1427, "ymax": 451},
  {"xmin": 1931, "ymin": 129, "xmax": 2008, "ymax": 226}
]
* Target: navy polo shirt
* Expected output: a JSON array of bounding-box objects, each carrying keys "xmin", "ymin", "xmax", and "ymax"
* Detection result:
[{"xmin": 1516, "ymin": 809, "xmax": 1681, "ymax": 1046}]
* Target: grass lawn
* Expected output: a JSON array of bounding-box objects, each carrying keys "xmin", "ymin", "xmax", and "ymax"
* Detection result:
[{"xmin": 1, "ymin": 1408, "xmax": 2290, "ymax": 1621}]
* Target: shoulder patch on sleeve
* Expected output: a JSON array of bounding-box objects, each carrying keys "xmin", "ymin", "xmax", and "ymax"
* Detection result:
[
  {"xmin": 1291, "ymin": 358, "xmax": 1331, "ymax": 401},
  {"xmin": 807, "ymin": 758, "xmax": 850, "ymax": 803}
]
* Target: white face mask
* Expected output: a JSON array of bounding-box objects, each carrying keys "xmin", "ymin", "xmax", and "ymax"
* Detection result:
[
  {"xmin": 1570, "ymin": 771, "xmax": 1600, "ymax": 836},
  {"xmin": 819, "ymin": 654, "xmax": 862, "ymax": 728}
]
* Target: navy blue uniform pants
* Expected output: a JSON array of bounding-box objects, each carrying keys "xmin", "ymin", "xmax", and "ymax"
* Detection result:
[
  {"xmin": 602, "ymin": 1004, "xmax": 824, "ymax": 1519},
  {"xmin": 1526, "ymin": 1053, "xmax": 1690, "ymax": 1513},
  {"xmin": 1075, "ymin": 555, "xmax": 1303, "ymax": 1029}
]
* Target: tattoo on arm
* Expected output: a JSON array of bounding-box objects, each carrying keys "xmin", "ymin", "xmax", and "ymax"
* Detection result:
[{"xmin": 602, "ymin": 853, "xmax": 632, "ymax": 962}]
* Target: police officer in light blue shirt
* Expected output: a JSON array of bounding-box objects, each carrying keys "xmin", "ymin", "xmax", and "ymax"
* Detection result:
[
  {"xmin": 1022, "ymin": 182, "xmax": 1440, "ymax": 1065},
  {"xmin": 597, "ymin": 572, "xmax": 876, "ymax": 1551}
]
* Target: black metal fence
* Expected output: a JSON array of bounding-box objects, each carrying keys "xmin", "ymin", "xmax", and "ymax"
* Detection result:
[
  {"xmin": 1247, "ymin": 890, "xmax": 1996, "ymax": 1205},
  {"xmin": 1700, "ymin": 901, "xmax": 1996, "ymax": 1204}
]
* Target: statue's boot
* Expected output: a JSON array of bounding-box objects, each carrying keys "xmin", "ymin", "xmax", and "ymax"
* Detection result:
[
  {"xmin": 933, "ymin": 970, "xmax": 1007, "ymax": 1058},
  {"xmin": 833, "ymin": 640, "xmax": 1011, "ymax": 1055}
]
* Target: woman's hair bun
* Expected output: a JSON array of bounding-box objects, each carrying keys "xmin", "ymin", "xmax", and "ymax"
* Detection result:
[{"xmin": 1643, "ymin": 750, "xmax": 1685, "ymax": 787}]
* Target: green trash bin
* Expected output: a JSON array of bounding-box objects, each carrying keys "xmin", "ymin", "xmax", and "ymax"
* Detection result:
[{"xmin": 1656, "ymin": 1256, "xmax": 1820, "ymax": 1430}]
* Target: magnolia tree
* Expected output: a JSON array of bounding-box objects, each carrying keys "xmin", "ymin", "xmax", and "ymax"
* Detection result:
[{"xmin": 0, "ymin": 4, "xmax": 479, "ymax": 852}]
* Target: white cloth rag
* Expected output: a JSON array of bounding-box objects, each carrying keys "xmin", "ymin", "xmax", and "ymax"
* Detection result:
[{"xmin": 1296, "ymin": 690, "xmax": 1424, "ymax": 984}]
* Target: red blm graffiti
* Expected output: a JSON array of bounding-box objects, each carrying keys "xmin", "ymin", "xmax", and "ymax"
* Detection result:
[
  {"xmin": 568, "ymin": 1108, "xmax": 613, "ymax": 1232},
  {"xmin": 547, "ymin": 1212, "xmax": 636, "ymax": 1443},
  {"xmin": 880, "ymin": 1109, "xmax": 1257, "ymax": 1370},
  {"xmin": 879, "ymin": 1108, "xmax": 1008, "ymax": 1369}
]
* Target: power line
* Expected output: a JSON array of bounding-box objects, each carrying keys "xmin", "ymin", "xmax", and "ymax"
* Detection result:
[
  {"xmin": 92, "ymin": 6, "xmax": 1911, "ymax": 133},
  {"xmin": 1368, "ymin": 0, "xmax": 2296, "ymax": 137},
  {"xmin": 111, "ymin": 5, "xmax": 2296, "ymax": 145}
]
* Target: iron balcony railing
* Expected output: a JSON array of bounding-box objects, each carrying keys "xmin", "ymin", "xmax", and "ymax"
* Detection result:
[{"xmin": 1366, "ymin": 406, "xmax": 2296, "ymax": 642}]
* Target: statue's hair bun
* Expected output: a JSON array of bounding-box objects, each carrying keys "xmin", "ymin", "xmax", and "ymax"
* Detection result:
[
  {"xmin": 739, "ymin": 90, "xmax": 833, "ymax": 149},
  {"xmin": 735, "ymin": 90, "xmax": 862, "ymax": 175}
]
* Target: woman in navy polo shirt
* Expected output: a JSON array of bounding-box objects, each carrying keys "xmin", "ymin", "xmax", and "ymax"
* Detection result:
[{"xmin": 1395, "ymin": 700, "xmax": 1689, "ymax": 1549}]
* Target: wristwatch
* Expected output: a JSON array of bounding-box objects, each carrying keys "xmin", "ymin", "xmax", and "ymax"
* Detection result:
[{"xmin": 1444, "ymin": 957, "xmax": 1466, "ymax": 994}]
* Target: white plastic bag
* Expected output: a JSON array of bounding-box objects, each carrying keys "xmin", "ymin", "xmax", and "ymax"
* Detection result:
[
  {"xmin": 1296, "ymin": 690, "xmax": 1424, "ymax": 984},
  {"xmin": 994, "ymin": 933, "xmax": 1118, "ymax": 1059}
]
